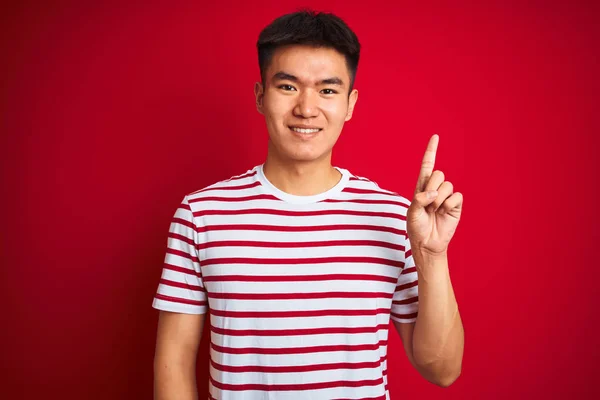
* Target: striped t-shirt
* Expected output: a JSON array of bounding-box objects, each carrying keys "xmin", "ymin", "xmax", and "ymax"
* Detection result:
[{"xmin": 152, "ymin": 164, "xmax": 419, "ymax": 400}]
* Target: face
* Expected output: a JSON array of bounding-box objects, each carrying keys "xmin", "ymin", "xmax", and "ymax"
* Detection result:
[{"xmin": 254, "ymin": 44, "xmax": 358, "ymax": 164}]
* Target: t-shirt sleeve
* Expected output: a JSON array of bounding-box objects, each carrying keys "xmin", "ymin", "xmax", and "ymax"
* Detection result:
[
  {"xmin": 390, "ymin": 230, "xmax": 419, "ymax": 323},
  {"xmin": 152, "ymin": 195, "xmax": 208, "ymax": 314}
]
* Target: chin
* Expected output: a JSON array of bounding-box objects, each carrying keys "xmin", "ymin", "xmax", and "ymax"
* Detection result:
[
  {"xmin": 269, "ymin": 136, "xmax": 334, "ymax": 163},
  {"xmin": 286, "ymin": 149, "xmax": 331, "ymax": 163}
]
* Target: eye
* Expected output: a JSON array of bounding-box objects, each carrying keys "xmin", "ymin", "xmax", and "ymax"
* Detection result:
[
  {"xmin": 278, "ymin": 84, "xmax": 296, "ymax": 91},
  {"xmin": 321, "ymin": 88, "xmax": 338, "ymax": 95}
]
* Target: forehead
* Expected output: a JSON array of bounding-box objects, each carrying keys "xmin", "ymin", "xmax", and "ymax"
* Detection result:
[{"xmin": 268, "ymin": 44, "xmax": 349, "ymax": 83}]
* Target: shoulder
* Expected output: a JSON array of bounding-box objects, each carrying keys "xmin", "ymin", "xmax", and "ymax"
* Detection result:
[
  {"xmin": 185, "ymin": 166, "xmax": 260, "ymax": 202},
  {"xmin": 342, "ymin": 168, "xmax": 412, "ymax": 208}
]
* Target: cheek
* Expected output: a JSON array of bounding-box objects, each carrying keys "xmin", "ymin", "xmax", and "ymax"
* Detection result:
[
  {"xmin": 264, "ymin": 101, "xmax": 290, "ymax": 127},
  {"xmin": 321, "ymin": 101, "xmax": 348, "ymax": 125}
]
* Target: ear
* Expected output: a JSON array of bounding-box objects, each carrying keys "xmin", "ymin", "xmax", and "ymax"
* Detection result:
[
  {"xmin": 254, "ymin": 81, "xmax": 265, "ymax": 115},
  {"xmin": 344, "ymin": 89, "xmax": 359, "ymax": 121}
]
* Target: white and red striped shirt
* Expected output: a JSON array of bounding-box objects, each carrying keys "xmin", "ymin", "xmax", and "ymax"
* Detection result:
[{"xmin": 153, "ymin": 164, "xmax": 419, "ymax": 400}]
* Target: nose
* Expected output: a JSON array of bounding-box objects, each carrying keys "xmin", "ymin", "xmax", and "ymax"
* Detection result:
[{"xmin": 293, "ymin": 89, "xmax": 320, "ymax": 118}]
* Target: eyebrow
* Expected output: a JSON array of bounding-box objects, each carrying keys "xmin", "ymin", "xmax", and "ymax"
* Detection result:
[{"xmin": 272, "ymin": 71, "xmax": 345, "ymax": 87}]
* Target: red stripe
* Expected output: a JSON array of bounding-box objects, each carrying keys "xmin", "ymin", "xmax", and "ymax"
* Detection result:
[
  {"xmin": 194, "ymin": 181, "xmax": 262, "ymax": 194},
  {"xmin": 161, "ymin": 263, "xmax": 201, "ymax": 278},
  {"xmin": 348, "ymin": 176, "xmax": 371, "ymax": 182},
  {"xmin": 193, "ymin": 208, "xmax": 405, "ymax": 220},
  {"xmin": 190, "ymin": 194, "xmax": 278, "ymax": 203},
  {"xmin": 324, "ymin": 198, "xmax": 410, "ymax": 207},
  {"xmin": 201, "ymin": 256, "xmax": 404, "ymax": 268},
  {"xmin": 210, "ymin": 323, "xmax": 390, "ymax": 337},
  {"xmin": 209, "ymin": 307, "xmax": 392, "ymax": 318},
  {"xmin": 212, "ymin": 340, "xmax": 387, "ymax": 355},
  {"xmin": 332, "ymin": 395, "xmax": 387, "ymax": 400},
  {"xmin": 202, "ymin": 273, "xmax": 397, "ymax": 284},
  {"xmin": 154, "ymin": 293, "xmax": 207, "ymax": 306},
  {"xmin": 196, "ymin": 224, "xmax": 406, "ymax": 236},
  {"xmin": 390, "ymin": 311, "xmax": 418, "ymax": 320},
  {"xmin": 211, "ymin": 358, "xmax": 383, "ymax": 373},
  {"xmin": 168, "ymin": 232, "xmax": 194, "ymax": 246},
  {"xmin": 208, "ymin": 291, "xmax": 394, "ymax": 300},
  {"xmin": 165, "ymin": 248, "xmax": 200, "ymax": 264},
  {"xmin": 171, "ymin": 217, "xmax": 195, "ymax": 231},
  {"xmin": 392, "ymin": 296, "xmax": 419, "ymax": 305},
  {"xmin": 197, "ymin": 239, "xmax": 404, "ymax": 251},
  {"xmin": 159, "ymin": 278, "xmax": 202, "ymax": 291},
  {"xmin": 342, "ymin": 187, "xmax": 399, "ymax": 196},
  {"xmin": 401, "ymin": 266, "xmax": 417, "ymax": 275},
  {"xmin": 395, "ymin": 280, "xmax": 418, "ymax": 292},
  {"xmin": 209, "ymin": 374, "xmax": 384, "ymax": 392}
]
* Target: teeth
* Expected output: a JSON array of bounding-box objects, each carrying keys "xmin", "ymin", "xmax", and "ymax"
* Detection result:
[{"xmin": 291, "ymin": 127, "xmax": 321, "ymax": 134}]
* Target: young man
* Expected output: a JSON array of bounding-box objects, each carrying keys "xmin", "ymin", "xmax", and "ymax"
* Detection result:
[{"xmin": 153, "ymin": 9, "xmax": 464, "ymax": 400}]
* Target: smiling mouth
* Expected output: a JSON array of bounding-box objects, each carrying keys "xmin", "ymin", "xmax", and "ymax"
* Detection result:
[{"xmin": 289, "ymin": 126, "xmax": 323, "ymax": 134}]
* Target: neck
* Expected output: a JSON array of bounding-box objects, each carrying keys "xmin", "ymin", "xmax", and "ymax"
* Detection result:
[{"xmin": 262, "ymin": 149, "xmax": 342, "ymax": 196}]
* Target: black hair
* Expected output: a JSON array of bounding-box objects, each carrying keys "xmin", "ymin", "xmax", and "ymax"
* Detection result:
[{"xmin": 257, "ymin": 9, "xmax": 361, "ymax": 95}]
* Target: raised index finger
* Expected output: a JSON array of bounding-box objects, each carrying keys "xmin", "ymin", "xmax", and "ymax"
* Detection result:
[{"xmin": 415, "ymin": 134, "xmax": 439, "ymax": 194}]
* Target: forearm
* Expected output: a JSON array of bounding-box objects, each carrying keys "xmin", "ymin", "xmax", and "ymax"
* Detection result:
[
  {"xmin": 154, "ymin": 358, "xmax": 199, "ymax": 400},
  {"xmin": 412, "ymin": 250, "xmax": 464, "ymax": 386}
]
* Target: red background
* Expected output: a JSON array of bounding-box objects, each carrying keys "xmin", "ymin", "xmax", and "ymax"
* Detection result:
[{"xmin": 1, "ymin": 1, "xmax": 598, "ymax": 398}]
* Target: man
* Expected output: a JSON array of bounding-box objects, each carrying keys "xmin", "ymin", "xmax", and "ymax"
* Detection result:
[{"xmin": 153, "ymin": 9, "xmax": 464, "ymax": 400}]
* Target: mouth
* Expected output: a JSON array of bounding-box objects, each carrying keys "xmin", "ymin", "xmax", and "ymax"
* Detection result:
[{"xmin": 289, "ymin": 126, "xmax": 323, "ymax": 138}]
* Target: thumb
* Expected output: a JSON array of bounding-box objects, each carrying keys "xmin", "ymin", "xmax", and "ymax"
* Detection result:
[{"xmin": 411, "ymin": 190, "xmax": 438, "ymax": 210}]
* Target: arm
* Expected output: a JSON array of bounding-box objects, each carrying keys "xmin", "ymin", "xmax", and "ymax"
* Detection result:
[
  {"xmin": 154, "ymin": 310, "xmax": 207, "ymax": 400},
  {"xmin": 396, "ymin": 134, "xmax": 465, "ymax": 387},
  {"xmin": 393, "ymin": 252, "xmax": 463, "ymax": 387}
]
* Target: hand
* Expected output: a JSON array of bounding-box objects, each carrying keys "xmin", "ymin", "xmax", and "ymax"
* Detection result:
[{"xmin": 407, "ymin": 134, "xmax": 463, "ymax": 257}]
